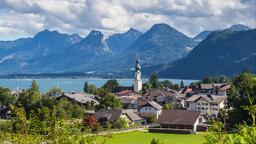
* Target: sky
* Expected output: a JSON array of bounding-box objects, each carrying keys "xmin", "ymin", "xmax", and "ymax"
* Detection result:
[{"xmin": 0, "ymin": 0, "xmax": 255, "ymax": 40}]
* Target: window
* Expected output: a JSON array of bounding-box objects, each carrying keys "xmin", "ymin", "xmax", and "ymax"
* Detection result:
[
  {"xmin": 198, "ymin": 103, "xmax": 201, "ymax": 105},
  {"xmin": 205, "ymin": 103, "xmax": 208, "ymax": 106},
  {"xmin": 145, "ymin": 108, "xmax": 147, "ymax": 110},
  {"xmin": 202, "ymin": 107, "xmax": 204, "ymax": 110},
  {"xmin": 198, "ymin": 107, "xmax": 201, "ymax": 110},
  {"xmin": 202, "ymin": 103, "xmax": 204, "ymax": 105}
]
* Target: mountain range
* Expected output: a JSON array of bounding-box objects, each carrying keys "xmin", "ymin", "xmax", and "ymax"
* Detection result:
[
  {"xmin": 158, "ymin": 29, "xmax": 256, "ymax": 79},
  {"xmin": 0, "ymin": 23, "xmax": 254, "ymax": 78}
]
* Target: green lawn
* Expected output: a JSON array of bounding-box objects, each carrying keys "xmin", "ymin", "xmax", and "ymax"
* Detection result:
[{"xmin": 98, "ymin": 131, "xmax": 205, "ymax": 144}]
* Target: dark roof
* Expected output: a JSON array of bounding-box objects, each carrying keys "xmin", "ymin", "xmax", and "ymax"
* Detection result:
[
  {"xmin": 143, "ymin": 88, "xmax": 183, "ymax": 101},
  {"xmin": 95, "ymin": 109, "xmax": 122, "ymax": 122},
  {"xmin": 57, "ymin": 93, "xmax": 99, "ymax": 104},
  {"xmin": 95, "ymin": 109, "xmax": 142, "ymax": 122},
  {"xmin": 119, "ymin": 97, "xmax": 135, "ymax": 104},
  {"xmin": 125, "ymin": 112, "xmax": 143, "ymax": 121},
  {"xmin": 200, "ymin": 84, "xmax": 214, "ymax": 90},
  {"xmin": 157, "ymin": 110, "xmax": 201, "ymax": 125},
  {"xmin": 143, "ymin": 101, "xmax": 162, "ymax": 110},
  {"xmin": 219, "ymin": 85, "xmax": 231, "ymax": 91},
  {"xmin": 186, "ymin": 94, "xmax": 227, "ymax": 103},
  {"xmin": 114, "ymin": 90, "xmax": 133, "ymax": 96},
  {"xmin": 112, "ymin": 86, "xmax": 133, "ymax": 93}
]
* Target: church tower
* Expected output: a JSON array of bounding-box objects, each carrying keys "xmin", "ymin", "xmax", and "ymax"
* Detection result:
[{"xmin": 134, "ymin": 59, "xmax": 142, "ymax": 92}]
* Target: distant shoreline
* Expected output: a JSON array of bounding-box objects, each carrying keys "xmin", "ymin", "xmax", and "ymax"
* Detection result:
[{"xmin": 0, "ymin": 73, "xmax": 199, "ymax": 80}]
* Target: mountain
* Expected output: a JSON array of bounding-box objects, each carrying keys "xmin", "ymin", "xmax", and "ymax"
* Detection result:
[
  {"xmin": 81, "ymin": 23, "xmax": 196, "ymax": 74},
  {"xmin": 227, "ymin": 24, "xmax": 251, "ymax": 31},
  {"xmin": 68, "ymin": 30, "xmax": 110, "ymax": 56},
  {"xmin": 106, "ymin": 28, "xmax": 142, "ymax": 54},
  {"xmin": 24, "ymin": 30, "xmax": 112, "ymax": 73},
  {"xmin": 0, "ymin": 38, "xmax": 31, "ymax": 50},
  {"xmin": 158, "ymin": 29, "xmax": 256, "ymax": 79},
  {"xmin": 192, "ymin": 24, "xmax": 251, "ymax": 44},
  {"xmin": 193, "ymin": 30, "xmax": 212, "ymax": 43},
  {"xmin": 124, "ymin": 23, "xmax": 195, "ymax": 65},
  {"xmin": 0, "ymin": 29, "xmax": 83, "ymax": 73},
  {"xmin": 0, "ymin": 24, "xmax": 253, "ymax": 76}
]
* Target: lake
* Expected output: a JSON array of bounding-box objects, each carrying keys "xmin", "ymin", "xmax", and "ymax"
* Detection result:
[{"xmin": 0, "ymin": 78, "xmax": 198, "ymax": 92}]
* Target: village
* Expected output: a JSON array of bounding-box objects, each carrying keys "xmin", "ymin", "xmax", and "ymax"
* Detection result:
[
  {"xmin": 0, "ymin": 59, "xmax": 255, "ymax": 144},
  {"xmin": 7, "ymin": 60, "xmax": 231, "ymax": 134}
]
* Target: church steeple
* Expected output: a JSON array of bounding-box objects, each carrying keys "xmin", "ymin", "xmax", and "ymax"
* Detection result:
[
  {"xmin": 135, "ymin": 59, "xmax": 141, "ymax": 72},
  {"xmin": 134, "ymin": 59, "xmax": 142, "ymax": 92}
]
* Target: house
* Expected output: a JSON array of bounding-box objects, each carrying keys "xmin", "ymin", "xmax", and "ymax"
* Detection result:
[
  {"xmin": 149, "ymin": 110, "xmax": 206, "ymax": 134},
  {"xmin": 139, "ymin": 101, "xmax": 163, "ymax": 119},
  {"xmin": 0, "ymin": 106, "xmax": 10, "ymax": 119},
  {"xmin": 94, "ymin": 109, "xmax": 144, "ymax": 126},
  {"xmin": 143, "ymin": 88, "xmax": 184, "ymax": 108},
  {"xmin": 112, "ymin": 86, "xmax": 133, "ymax": 93},
  {"xmin": 198, "ymin": 83, "xmax": 231, "ymax": 96},
  {"xmin": 198, "ymin": 84, "xmax": 215, "ymax": 94},
  {"xmin": 56, "ymin": 92, "xmax": 99, "ymax": 107},
  {"xmin": 114, "ymin": 90, "xmax": 141, "ymax": 97},
  {"xmin": 186, "ymin": 94, "xmax": 227, "ymax": 118},
  {"xmin": 119, "ymin": 96, "xmax": 137, "ymax": 109},
  {"xmin": 217, "ymin": 85, "xmax": 231, "ymax": 96}
]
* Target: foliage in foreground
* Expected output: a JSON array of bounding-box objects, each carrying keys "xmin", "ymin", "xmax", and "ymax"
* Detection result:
[
  {"xmin": 0, "ymin": 106, "xmax": 111, "ymax": 144},
  {"xmin": 204, "ymin": 97, "xmax": 256, "ymax": 144}
]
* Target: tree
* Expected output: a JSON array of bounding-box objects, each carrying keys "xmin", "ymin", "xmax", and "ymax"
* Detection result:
[
  {"xmin": 113, "ymin": 118, "xmax": 128, "ymax": 129},
  {"xmin": 0, "ymin": 87, "xmax": 16, "ymax": 108},
  {"xmin": 31, "ymin": 80, "xmax": 39, "ymax": 92},
  {"xmin": 84, "ymin": 82, "xmax": 89, "ymax": 93},
  {"xmin": 204, "ymin": 95, "xmax": 256, "ymax": 144},
  {"xmin": 147, "ymin": 114, "xmax": 157, "ymax": 123},
  {"xmin": 228, "ymin": 72, "xmax": 256, "ymax": 126},
  {"xmin": 173, "ymin": 84, "xmax": 180, "ymax": 91},
  {"xmin": 149, "ymin": 72, "xmax": 160, "ymax": 88},
  {"xmin": 55, "ymin": 98, "xmax": 84, "ymax": 119},
  {"xmin": 47, "ymin": 87, "xmax": 63, "ymax": 97},
  {"xmin": 163, "ymin": 103, "xmax": 172, "ymax": 110},
  {"xmin": 98, "ymin": 94, "xmax": 122, "ymax": 109},
  {"xmin": 16, "ymin": 89, "xmax": 41, "ymax": 117},
  {"xmin": 203, "ymin": 122, "xmax": 233, "ymax": 144},
  {"xmin": 161, "ymin": 80, "xmax": 173, "ymax": 88},
  {"xmin": 102, "ymin": 79, "xmax": 119, "ymax": 92},
  {"xmin": 83, "ymin": 115, "xmax": 99, "ymax": 132},
  {"xmin": 88, "ymin": 84, "xmax": 98, "ymax": 94},
  {"xmin": 180, "ymin": 80, "xmax": 184, "ymax": 88},
  {"xmin": 142, "ymin": 82, "xmax": 153, "ymax": 94}
]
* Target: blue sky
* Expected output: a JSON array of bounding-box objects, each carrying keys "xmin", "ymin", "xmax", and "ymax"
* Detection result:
[{"xmin": 0, "ymin": 0, "xmax": 255, "ymax": 40}]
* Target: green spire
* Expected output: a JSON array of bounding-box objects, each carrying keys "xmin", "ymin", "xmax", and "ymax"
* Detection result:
[{"xmin": 135, "ymin": 59, "xmax": 141, "ymax": 72}]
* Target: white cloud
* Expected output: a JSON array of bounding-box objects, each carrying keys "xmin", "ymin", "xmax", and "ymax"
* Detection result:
[{"xmin": 0, "ymin": 0, "xmax": 255, "ymax": 40}]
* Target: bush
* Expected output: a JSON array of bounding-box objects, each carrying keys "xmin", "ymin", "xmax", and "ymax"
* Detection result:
[
  {"xmin": 151, "ymin": 138, "xmax": 163, "ymax": 144},
  {"xmin": 147, "ymin": 115, "xmax": 157, "ymax": 124},
  {"xmin": 0, "ymin": 120, "xmax": 12, "ymax": 133},
  {"xmin": 113, "ymin": 118, "xmax": 128, "ymax": 129}
]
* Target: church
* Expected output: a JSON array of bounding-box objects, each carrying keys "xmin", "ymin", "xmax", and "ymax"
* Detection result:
[
  {"xmin": 112, "ymin": 59, "xmax": 143, "ymax": 94},
  {"xmin": 133, "ymin": 59, "xmax": 142, "ymax": 92}
]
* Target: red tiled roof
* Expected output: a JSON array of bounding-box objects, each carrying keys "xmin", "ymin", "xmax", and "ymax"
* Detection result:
[{"xmin": 114, "ymin": 90, "xmax": 133, "ymax": 96}]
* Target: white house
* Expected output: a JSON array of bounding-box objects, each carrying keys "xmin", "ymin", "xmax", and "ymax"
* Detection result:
[
  {"xmin": 139, "ymin": 101, "xmax": 163, "ymax": 119},
  {"xmin": 186, "ymin": 94, "xmax": 227, "ymax": 118}
]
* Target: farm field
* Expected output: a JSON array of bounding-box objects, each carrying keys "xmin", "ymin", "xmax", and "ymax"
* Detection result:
[{"xmin": 98, "ymin": 131, "xmax": 205, "ymax": 144}]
